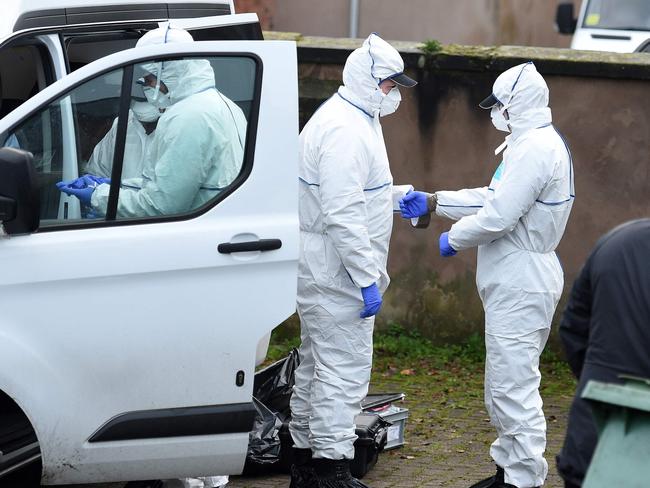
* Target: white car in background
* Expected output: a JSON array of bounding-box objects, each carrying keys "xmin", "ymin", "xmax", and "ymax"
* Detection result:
[
  {"xmin": 556, "ymin": 0, "xmax": 650, "ymax": 52},
  {"xmin": 0, "ymin": 0, "xmax": 299, "ymax": 484}
]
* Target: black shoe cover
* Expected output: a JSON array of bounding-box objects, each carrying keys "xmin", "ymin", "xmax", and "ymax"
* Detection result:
[
  {"xmin": 290, "ymin": 448, "xmax": 316, "ymax": 488},
  {"xmin": 291, "ymin": 463, "xmax": 317, "ymax": 488},
  {"xmin": 311, "ymin": 459, "xmax": 370, "ymax": 488},
  {"xmin": 469, "ymin": 466, "xmax": 504, "ymax": 488},
  {"xmin": 468, "ymin": 465, "xmax": 540, "ymax": 488}
]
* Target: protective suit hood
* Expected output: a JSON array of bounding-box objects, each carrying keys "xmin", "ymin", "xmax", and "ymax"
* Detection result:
[
  {"xmin": 480, "ymin": 62, "xmax": 552, "ymax": 139},
  {"xmin": 338, "ymin": 33, "xmax": 414, "ymax": 117},
  {"xmin": 137, "ymin": 24, "xmax": 216, "ymax": 106}
]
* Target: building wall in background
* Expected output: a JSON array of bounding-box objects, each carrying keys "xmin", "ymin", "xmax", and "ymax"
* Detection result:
[
  {"xmin": 265, "ymin": 0, "xmax": 572, "ymax": 47},
  {"xmin": 234, "ymin": 0, "xmax": 277, "ymax": 29}
]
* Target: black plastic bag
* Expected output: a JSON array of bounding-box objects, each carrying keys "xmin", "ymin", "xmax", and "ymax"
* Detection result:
[
  {"xmin": 244, "ymin": 349, "xmax": 300, "ymax": 472},
  {"xmin": 245, "ymin": 397, "xmax": 283, "ymax": 467},
  {"xmin": 253, "ymin": 348, "xmax": 300, "ymax": 419}
]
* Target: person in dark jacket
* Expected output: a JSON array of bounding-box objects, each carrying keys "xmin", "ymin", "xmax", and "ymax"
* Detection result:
[{"xmin": 556, "ymin": 218, "xmax": 650, "ymax": 488}]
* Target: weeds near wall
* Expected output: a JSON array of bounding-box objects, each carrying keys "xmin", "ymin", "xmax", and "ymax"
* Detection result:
[{"xmin": 420, "ymin": 39, "xmax": 442, "ymax": 55}]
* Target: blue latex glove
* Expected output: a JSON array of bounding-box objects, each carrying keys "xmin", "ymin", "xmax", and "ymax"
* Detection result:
[
  {"xmin": 58, "ymin": 184, "xmax": 95, "ymax": 204},
  {"xmin": 56, "ymin": 177, "xmax": 87, "ymax": 190},
  {"xmin": 56, "ymin": 174, "xmax": 109, "ymax": 205},
  {"xmin": 81, "ymin": 174, "xmax": 111, "ymax": 186},
  {"xmin": 399, "ymin": 191, "xmax": 429, "ymax": 218},
  {"xmin": 439, "ymin": 232, "xmax": 457, "ymax": 257},
  {"xmin": 360, "ymin": 283, "xmax": 382, "ymax": 318},
  {"xmin": 56, "ymin": 174, "xmax": 110, "ymax": 191}
]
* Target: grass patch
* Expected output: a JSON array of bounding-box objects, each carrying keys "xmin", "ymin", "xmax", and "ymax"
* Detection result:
[
  {"xmin": 266, "ymin": 334, "xmax": 301, "ymax": 363},
  {"xmin": 420, "ymin": 39, "xmax": 442, "ymax": 55}
]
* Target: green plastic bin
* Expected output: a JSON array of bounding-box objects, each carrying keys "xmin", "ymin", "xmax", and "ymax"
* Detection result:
[{"xmin": 582, "ymin": 375, "xmax": 650, "ymax": 488}]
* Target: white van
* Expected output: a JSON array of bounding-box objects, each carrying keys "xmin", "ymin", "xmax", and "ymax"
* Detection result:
[
  {"xmin": 556, "ymin": 0, "xmax": 650, "ymax": 52},
  {"xmin": 0, "ymin": 0, "xmax": 299, "ymax": 484}
]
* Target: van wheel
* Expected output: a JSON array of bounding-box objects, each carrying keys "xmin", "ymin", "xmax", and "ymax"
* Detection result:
[{"xmin": 0, "ymin": 390, "xmax": 41, "ymax": 486}]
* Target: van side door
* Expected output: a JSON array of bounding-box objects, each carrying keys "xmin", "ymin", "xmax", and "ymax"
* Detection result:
[{"xmin": 0, "ymin": 39, "xmax": 298, "ymax": 484}]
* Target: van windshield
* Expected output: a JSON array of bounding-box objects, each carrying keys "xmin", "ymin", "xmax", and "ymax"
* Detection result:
[{"xmin": 583, "ymin": 0, "xmax": 650, "ymax": 30}]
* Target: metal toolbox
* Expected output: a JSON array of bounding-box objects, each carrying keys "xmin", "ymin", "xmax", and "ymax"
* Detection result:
[{"xmin": 362, "ymin": 393, "xmax": 408, "ymax": 450}]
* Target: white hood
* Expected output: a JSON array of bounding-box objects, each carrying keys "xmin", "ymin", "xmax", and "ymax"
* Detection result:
[
  {"xmin": 337, "ymin": 33, "xmax": 407, "ymax": 117},
  {"xmin": 137, "ymin": 23, "xmax": 216, "ymax": 105},
  {"xmin": 490, "ymin": 62, "xmax": 552, "ymax": 139}
]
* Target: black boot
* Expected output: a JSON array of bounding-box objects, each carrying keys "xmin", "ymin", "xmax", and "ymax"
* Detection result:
[
  {"xmin": 290, "ymin": 448, "xmax": 315, "ymax": 488},
  {"xmin": 311, "ymin": 458, "xmax": 370, "ymax": 488},
  {"xmin": 469, "ymin": 465, "xmax": 540, "ymax": 488},
  {"xmin": 469, "ymin": 466, "xmax": 504, "ymax": 488}
]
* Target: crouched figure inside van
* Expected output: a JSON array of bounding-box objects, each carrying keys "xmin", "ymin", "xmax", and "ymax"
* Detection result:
[{"xmin": 57, "ymin": 24, "xmax": 247, "ymax": 219}]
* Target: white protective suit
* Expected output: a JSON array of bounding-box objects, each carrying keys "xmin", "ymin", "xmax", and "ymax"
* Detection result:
[
  {"xmin": 289, "ymin": 33, "xmax": 414, "ymax": 460},
  {"xmin": 85, "ymin": 101, "xmax": 161, "ymax": 179},
  {"xmin": 435, "ymin": 63, "xmax": 574, "ymax": 487},
  {"xmin": 90, "ymin": 25, "xmax": 247, "ymax": 217}
]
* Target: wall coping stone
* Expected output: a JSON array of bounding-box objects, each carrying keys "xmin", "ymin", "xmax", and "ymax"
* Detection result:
[{"xmin": 264, "ymin": 31, "xmax": 650, "ymax": 80}]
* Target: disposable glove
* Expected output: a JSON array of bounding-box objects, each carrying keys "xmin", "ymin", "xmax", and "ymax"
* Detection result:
[
  {"xmin": 399, "ymin": 191, "xmax": 430, "ymax": 218},
  {"xmin": 360, "ymin": 283, "xmax": 382, "ymax": 318},
  {"xmin": 57, "ymin": 184, "xmax": 95, "ymax": 204},
  {"xmin": 80, "ymin": 174, "xmax": 111, "ymax": 186},
  {"xmin": 56, "ymin": 177, "xmax": 88, "ymax": 190},
  {"xmin": 56, "ymin": 173, "xmax": 109, "ymax": 205},
  {"xmin": 439, "ymin": 231, "xmax": 457, "ymax": 257},
  {"xmin": 56, "ymin": 174, "xmax": 110, "ymax": 191}
]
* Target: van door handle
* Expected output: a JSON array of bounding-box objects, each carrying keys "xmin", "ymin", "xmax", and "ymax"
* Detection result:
[{"xmin": 217, "ymin": 238, "xmax": 282, "ymax": 254}]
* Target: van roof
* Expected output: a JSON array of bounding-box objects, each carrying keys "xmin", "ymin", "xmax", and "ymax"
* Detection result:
[{"xmin": 2, "ymin": 0, "xmax": 233, "ymax": 43}]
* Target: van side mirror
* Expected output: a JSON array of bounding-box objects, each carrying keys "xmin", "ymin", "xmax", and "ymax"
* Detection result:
[
  {"xmin": 556, "ymin": 2, "xmax": 577, "ymax": 35},
  {"xmin": 0, "ymin": 147, "xmax": 40, "ymax": 235}
]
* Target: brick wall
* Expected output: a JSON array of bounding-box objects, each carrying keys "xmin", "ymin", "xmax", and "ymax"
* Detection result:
[{"xmin": 234, "ymin": 0, "xmax": 277, "ymax": 30}]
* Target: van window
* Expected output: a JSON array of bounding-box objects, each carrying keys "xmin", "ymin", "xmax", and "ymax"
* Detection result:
[
  {"xmin": 0, "ymin": 40, "xmax": 55, "ymax": 119},
  {"xmin": 8, "ymin": 54, "xmax": 259, "ymax": 227},
  {"xmin": 65, "ymin": 31, "xmax": 144, "ymax": 72},
  {"xmin": 583, "ymin": 0, "xmax": 650, "ymax": 30}
]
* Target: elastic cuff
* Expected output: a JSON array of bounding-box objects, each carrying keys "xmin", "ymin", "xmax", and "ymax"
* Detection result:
[
  {"xmin": 427, "ymin": 193, "xmax": 438, "ymax": 213},
  {"xmin": 446, "ymin": 232, "xmax": 461, "ymax": 251}
]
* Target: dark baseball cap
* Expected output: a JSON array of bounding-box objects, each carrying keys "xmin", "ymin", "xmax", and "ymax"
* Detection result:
[{"xmin": 388, "ymin": 72, "xmax": 417, "ymax": 88}]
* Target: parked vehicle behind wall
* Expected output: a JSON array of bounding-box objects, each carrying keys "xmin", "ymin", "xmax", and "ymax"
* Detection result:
[{"xmin": 556, "ymin": 0, "xmax": 650, "ymax": 52}]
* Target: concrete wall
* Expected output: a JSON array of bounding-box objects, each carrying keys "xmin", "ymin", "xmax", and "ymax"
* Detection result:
[
  {"xmin": 269, "ymin": 33, "xmax": 650, "ymax": 346},
  {"xmin": 271, "ymin": 0, "xmax": 572, "ymax": 47}
]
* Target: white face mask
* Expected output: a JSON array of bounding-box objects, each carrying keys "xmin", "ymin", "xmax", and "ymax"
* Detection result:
[
  {"xmin": 379, "ymin": 87, "xmax": 401, "ymax": 117},
  {"xmin": 368, "ymin": 88, "xmax": 385, "ymax": 116},
  {"xmin": 490, "ymin": 106, "xmax": 510, "ymax": 132},
  {"xmin": 143, "ymin": 86, "xmax": 171, "ymax": 109}
]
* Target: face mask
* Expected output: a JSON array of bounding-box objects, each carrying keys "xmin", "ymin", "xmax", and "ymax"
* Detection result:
[
  {"xmin": 379, "ymin": 87, "xmax": 401, "ymax": 117},
  {"xmin": 143, "ymin": 86, "xmax": 171, "ymax": 109},
  {"xmin": 490, "ymin": 106, "xmax": 510, "ymax": 132},
  {"xmin": 132, "ymin": 104, "xmax": 162, "ymax": 123},
  {"xmin": 367, "ymin": 88, "xmax": 385, "ymax": 116}
]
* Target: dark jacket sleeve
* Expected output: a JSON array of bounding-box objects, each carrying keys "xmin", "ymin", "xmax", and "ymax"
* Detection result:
[{"xmin": 560, "ymin": 258, "xmax": 593, "ymax": 378}]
